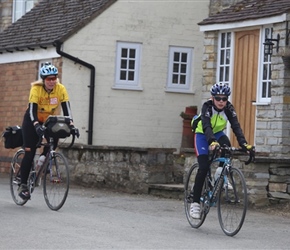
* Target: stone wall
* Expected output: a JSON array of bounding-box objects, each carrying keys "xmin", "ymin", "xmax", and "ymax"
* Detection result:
[
  {"xmin": 0, "ymin": 0, "xmax": 12, "ymax": 32},
  {"xmin": 59, "ymin": 145, "xmax": 290, "ymax": 206},
  {"xmin": 60, "ymin": 144, "xmax": 181, "ymax": 194}
]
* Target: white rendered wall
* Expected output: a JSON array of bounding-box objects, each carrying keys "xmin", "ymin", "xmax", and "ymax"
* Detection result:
[{"xmin": 62, "ymin": 0, "xmax": 209, "ymax": 148}]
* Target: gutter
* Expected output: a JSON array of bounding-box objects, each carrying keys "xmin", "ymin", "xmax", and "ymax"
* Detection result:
[{"xmin": 54, "ymin": 40, "xmax": 95, "ymax": 145}]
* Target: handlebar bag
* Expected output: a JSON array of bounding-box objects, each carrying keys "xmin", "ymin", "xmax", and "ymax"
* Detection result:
[
  {"xmin": 44, "ymin": 116, "xmax": 71, "ymax": 138},
  {"xmin": 2, "ymin": 126, "xmax": 23, "ymax": 149}
]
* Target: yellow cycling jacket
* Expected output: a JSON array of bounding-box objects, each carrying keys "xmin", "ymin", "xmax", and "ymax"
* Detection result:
[{"xmin": 28, "ymin": 80, "xmax": 71, "ymax": 123}]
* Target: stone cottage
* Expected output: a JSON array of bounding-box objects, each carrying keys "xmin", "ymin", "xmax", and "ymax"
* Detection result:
[{"xmin": 196, "ymin": 0, "xmax": 290, "ymax": 204}]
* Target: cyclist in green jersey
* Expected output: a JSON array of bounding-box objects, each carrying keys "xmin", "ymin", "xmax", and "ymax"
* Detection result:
[{"xmin": 190, "ymin": 83, "xmax": 253, "ymax": 219}]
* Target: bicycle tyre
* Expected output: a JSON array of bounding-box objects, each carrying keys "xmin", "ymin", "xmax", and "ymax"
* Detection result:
[
  {"xmin": 10, "ymin": 149, "xmax": 28, "ymax": 206},
  {"xmin": 217, "ymin": 166, "xmax": 247, "ymax": 236},
  {"xmin": 184, "ymin": 163, "xmax": 207, "ymax": 228},
  {"xmin": 43, "ymin": 152, "xmax": 70, "ymax": 211}
]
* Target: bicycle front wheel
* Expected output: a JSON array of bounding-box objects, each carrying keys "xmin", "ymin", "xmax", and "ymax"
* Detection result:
[
  {"xmin": 10, "ymin": 149, "xmax": 28, "ymax": 206},
  {"xmin": 217, "ymin": 167, "xmax": 247, "ymax": 236},
  {"xmin": 43, "ymin": 152, "xmax": 69, "ymax": 211},
  {"xmin": 184, "ymin": 163, "xmax": 207, "ymax": 228}
]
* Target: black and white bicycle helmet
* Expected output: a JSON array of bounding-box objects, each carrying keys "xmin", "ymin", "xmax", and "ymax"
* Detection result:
[
  {"xmin": 210, "ymin": 83, "xmax": 231, "ymax": 96},
  {"xmin": 40, "ymin": 62, "xmax": 58, "ymax": 79}
]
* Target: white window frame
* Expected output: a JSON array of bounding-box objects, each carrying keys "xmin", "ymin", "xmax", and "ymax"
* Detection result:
[
  {"xmin": 114, "ymin": 42, "xmax": 142, "ymax": 90},
  {"xmin": 166, "ymin": 46, "xmax": 193, "ymax": 93},
  {"xmin": 13, "ymin": 0, "xmax": 35, "ymax": 22},
  {"xmin": 257, "ymin": 26, "xmax": 273, "ymax": 104},
  {"xmin": 217, "ymin": 31, "xmax": 234, "ymax": 137},
  {"xmin": 217, "ymin": 32, "xmax": 233, "ymax": 89},
  {"xmin": 38, "ymin": 59, "xmax": 52, "ymax": 80}
]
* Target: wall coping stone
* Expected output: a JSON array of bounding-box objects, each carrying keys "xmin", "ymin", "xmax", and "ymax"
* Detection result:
[{"xmin": 60, "ymin": 143, "xmax": 176, "ymax": 154}]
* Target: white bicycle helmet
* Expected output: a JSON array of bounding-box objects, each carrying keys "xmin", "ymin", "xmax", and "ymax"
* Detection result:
[{"xmin": 40, "ymin": 62, "xmax": 58, "ymax": 79}]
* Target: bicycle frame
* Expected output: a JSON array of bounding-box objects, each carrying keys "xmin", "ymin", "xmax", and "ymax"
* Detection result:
[
  {"xmin": 201, "ymin": 157, "xmax": 231, "ymax": 214},
  {"xmin": 27, "ymin": 136, "xmax": 61, "ymax": 193}
]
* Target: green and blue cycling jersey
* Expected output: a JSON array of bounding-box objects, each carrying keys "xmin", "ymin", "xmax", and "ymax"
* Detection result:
[{"xmin": 194, "ymin": 100, "xmax": 247, "ymax": 147}]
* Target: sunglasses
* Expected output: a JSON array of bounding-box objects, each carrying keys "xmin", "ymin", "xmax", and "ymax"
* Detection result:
[
  {"xmin": 214, "ymin": 96, "xmax": 228, "ymax": 102},
  {"xmin": 45, "ymin": 76, "xmax": 57, "ymax": 81}
]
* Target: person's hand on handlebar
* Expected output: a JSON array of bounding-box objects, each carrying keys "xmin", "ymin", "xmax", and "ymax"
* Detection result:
[
  {"xmin": 242, "ymin": 143, "xmax": 254, "ymax": 152},
  {"xmin": 70, "ymin": 124, "xmax": 80, "ymax": 138},
  {"xmin": 34, "ymin": 123, "xmax": 45, "ymax": 138},
  {"xmin": 209, "ymin": 141, "xmax": 220, "ymax": 151}
]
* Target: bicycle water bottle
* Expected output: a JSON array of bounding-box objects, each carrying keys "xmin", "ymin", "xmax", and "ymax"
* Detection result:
[
  {"xmin": 214, "ymin": 167, "xmax": 222, "ymax": 182},
  {"xmin": 36, "ymin": 155, "xmax": 45, "ymax": 172}
]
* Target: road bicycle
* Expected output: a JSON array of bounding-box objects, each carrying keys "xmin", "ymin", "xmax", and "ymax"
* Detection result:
[
  {"xmin": 184, "ymin": 145, "xmax": 255, "ymax": 236},
  {"xmin": 9, "ymin": 116, "xmax": 78, "ymax": 211}
]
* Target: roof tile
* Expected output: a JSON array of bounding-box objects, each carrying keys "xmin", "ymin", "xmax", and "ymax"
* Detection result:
[{"xmin": 199, "ymin": 0, "xmax": 290, "ymax": 25}]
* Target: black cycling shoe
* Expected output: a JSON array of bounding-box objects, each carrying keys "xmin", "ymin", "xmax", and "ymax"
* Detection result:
[{"xmin": 18, "ymin": 184, "xmax": 31, "ymax": 200}]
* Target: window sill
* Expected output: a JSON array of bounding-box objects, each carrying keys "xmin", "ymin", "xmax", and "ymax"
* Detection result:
[
  {"xmin": 165, "ymin": 89, "xmax": 195, "ymax": 94},
  {"xmin": 112, "ymin": 86, "xmax": 143, "ymax": 91},
  {"xmin": 252, "ymin": 102, "xmax": 270, "ymax": 106}
]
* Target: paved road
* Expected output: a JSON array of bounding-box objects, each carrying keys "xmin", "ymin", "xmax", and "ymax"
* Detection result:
[{"xmin": 0, "ymin": 174, "xmax": 289, "ymax": 250}]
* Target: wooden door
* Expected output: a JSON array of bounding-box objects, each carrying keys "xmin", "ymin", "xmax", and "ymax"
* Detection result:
[{"xmin": 230, "ymin": 30, "xmax": 258, "ymax": 147}]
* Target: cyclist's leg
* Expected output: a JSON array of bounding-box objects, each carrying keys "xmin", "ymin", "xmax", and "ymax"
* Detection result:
[
  {"xmin": 19, "ymin": 114, "xmax": 38, "ymax": 199},
  {"xmin": 191, "ymin": 133, "xmax": 209, "ymax": 218},
  {"xmin": 215, "ymin": 132, "xmax": 231, "ymax": 182}
]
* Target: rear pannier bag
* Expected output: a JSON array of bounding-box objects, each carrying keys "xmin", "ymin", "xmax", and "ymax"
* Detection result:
[{"xmin": 2, "ymin": 126, "xmax": 23, "ymax": 149}]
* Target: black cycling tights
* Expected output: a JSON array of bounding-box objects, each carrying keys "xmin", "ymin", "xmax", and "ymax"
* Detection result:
[{"xmin": 20, "ymin": 148, "xmax": 37, "ymax": 185}]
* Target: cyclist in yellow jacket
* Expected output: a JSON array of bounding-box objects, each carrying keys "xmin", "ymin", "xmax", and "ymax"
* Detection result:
[
  {"xmin": 18, "ymin": 62, "xmax": 78, "ymax": 200},
  {"xmin": 190, "ymin": 83, "xmax": 253, "ymax": 219}
]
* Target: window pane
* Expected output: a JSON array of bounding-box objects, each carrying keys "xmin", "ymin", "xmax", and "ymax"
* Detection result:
[
  {"xmin": 219, "ymin": 67, "xmax": 224, "ymax": 81},
  {"xmin": 181, "ymin": 53, "xmax": 187, "ymax": 63},
  {"xmin": 120, "ymin": 71, "xmax": 126, "ymax": 80},
  {"xmin": 262, "ymin": 82, "xmax": 266, "ymax": 98},
  {"xmin": 263, "ymin": 65, "xmax": 267, "ymax": 80},
  {"xmin": 180, "ymin": 75, "xmax": 186, "ymax": 85},
  {"xmin": 220, "ymin": 50, "xmax": 224, "ymax": 65},
  {"xmin": 268, "ymin": 82, "xmax": 271, "ymax": 97},
  {"xmin": 121, "ymin": 48, "xmax": 128, "ymax": 58},
  {"xmin": 221, "ymin": 33, "xmax": 225, "ymax": 48},
  {"xmin": 174, "ymin": 52, "xmax": 180, "ymax": 62},
  {"xmin": 128, "ymin": 71, "xmax": 134, "ymax": 81},
  {"xmin": 225, "ymin": 66, "xmax": 229, "ymax": 81},
  {"xmin": 129, "ymin": 49, "xmax": 135, "ymax": 58},
  {"xmin": 129, "ymin": 60, "xmax": 135, "ymax": 69},
  {"xmin": 226, "ymin": 49, "xmax": 230, "ymax": 64},
  {"xmin": 226, "ymin": 33, "xmax": 231, "ymax": 47},
  {"xmin": 180, "ymin": 64, "xmax": 186, "ymax": 73},
  {"xmin": 121, "ymin": 59, "xmax": 127, "ymax": 69},
  {"xmin": 173, "ymin": 63, "xmax": 179, "ymax": 73},
  {"xmin": 172, "ymin": 74, "xmax": 178, "ymax": 84}
]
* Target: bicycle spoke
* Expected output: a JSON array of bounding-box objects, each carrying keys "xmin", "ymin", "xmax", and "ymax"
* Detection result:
[
  {"xmin": 217, "ymin": 167, "xmax": 247, "ymax": 236},
  {"xmin": 43, "ymin": 152, "xmax": 69, "ymax": 211}
]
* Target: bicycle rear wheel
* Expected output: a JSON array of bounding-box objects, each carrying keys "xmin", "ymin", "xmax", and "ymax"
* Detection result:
[
  {"xmin": 184, "ymin": 163, "xmax": 207, "ymax": 228},
  {"xmin": 217, "ymin": 166, "xmax": 247, "ymax": 236},
  {"xmin": 10, "ymin": 149, "xmax": 28, "ymax": 206},
  {"xmin": 43, "ymin": 152, "xmax": 69, "ymax": 211}
]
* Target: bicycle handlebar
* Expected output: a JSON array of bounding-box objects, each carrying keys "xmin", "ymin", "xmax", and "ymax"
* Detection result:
[
  {"xmin": 36, "ymin": 125, "xmax": 78, "ymax": 148},
  {"xmin": 210, "ymin": 145, "xmax": 255, "ymax": 165}
]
